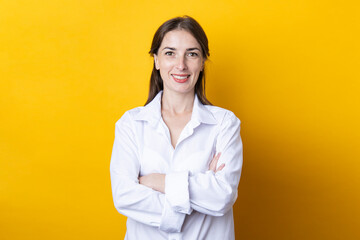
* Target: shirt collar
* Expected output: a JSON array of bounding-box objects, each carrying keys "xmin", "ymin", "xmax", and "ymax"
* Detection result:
[{"xmin": 133, "ymin": 90, "xmax": 217, "ymax": 127}]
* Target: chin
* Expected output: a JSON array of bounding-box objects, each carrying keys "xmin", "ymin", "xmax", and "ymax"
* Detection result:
[{"xmin": 165, "ymin": 85, "xmax": 195, "ymax": 95}]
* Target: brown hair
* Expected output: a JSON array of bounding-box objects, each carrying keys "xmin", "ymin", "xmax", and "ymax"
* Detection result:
[{"xmin": 145, "ymin": 16, "xmax": 212, "ymax": 105}]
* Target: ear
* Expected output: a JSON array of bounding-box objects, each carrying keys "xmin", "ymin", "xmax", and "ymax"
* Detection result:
[{"xmin": 154, "ymin": 54, "xmax": 160, "ymax": 70}]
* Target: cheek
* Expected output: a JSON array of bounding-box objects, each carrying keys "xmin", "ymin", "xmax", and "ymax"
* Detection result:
[
  {"xmin": 189, "ymin": 60, "xmax": 203, "ymax": 72},
  {"xmin": 158, "ymin": 60, "xmax": 174, "ymax": 72},
  {"xmin": 159, "ymin": 71, "xmax": 168, "ymax": 81},
  {"xmin": 162, "ymin": 60, "xmax": 174, "ymax": 68}
]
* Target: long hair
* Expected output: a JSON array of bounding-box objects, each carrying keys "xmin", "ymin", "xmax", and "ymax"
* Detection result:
[{"xmin": 145, "ymin": 16, "xmax": 212, "ymax": 105}]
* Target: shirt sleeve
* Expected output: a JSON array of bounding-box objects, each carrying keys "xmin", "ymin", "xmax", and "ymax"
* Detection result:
[
  {"xmin": 164, "ymin": 111, "xmax": 243, "ymax": 217},
  {"xmin": 110, "ymin": 111, "xmax": 186, "ymax": 233}
]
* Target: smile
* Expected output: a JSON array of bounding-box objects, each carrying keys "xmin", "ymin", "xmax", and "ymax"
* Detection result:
[{"xmin": 171, "ymin": 74, "xmax": 190, "ymax": 83}]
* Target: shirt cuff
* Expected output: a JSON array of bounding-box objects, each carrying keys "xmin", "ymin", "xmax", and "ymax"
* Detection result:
[
  {"xmin": 165, "ymin": 171, "xmax": 192, "ymax": 214},
  {"xmin": 159, "ymin": 197, "xmax": 186, "ymax": 233}
]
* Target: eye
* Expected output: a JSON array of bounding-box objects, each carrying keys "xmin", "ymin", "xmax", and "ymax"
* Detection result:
[
  {"xmin": 187, "ymin": 52, "xmax": 199, "ymax": 57},
  {"xmin": 165, "ymin": 51, "xmax": 174, "ymax": 56}
]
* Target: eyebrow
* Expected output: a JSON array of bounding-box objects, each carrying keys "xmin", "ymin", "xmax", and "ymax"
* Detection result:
[{"xmin": 162, "ymin": 47, "xmax": 201, "ymax": 51}]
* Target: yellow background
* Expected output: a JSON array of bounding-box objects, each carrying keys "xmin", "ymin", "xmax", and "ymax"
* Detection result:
[{"xmin": 1, "ymin": 0, "xmax": 359, "ymax": 239}]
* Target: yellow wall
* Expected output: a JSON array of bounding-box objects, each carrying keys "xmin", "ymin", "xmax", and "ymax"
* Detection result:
[{"xmin": 1, "ymin": 0, "xmax": 359, "ymax": 239}]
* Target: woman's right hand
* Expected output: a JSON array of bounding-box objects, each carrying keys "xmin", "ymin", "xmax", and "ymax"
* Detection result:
[{"xmin": 209, "ymin": 152, "xmax": 225, "ymax": 173}]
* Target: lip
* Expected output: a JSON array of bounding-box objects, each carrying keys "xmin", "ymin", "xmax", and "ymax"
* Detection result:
[{"xmin": 171, "ymin": 74, "xmax": 190, "ymax": 83}]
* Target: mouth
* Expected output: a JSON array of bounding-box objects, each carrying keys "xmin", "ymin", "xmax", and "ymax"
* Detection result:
[{"xmin": 171, "ymin": 74, "xmax": 190, "ymax": 83}]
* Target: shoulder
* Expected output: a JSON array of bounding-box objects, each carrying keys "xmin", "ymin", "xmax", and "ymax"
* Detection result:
[
  {"xmin": 115, "ymin": 106, "xmax": 144, "ymax": 126},
  {"xmin": 204, "ymin": 105, "xmax": 241, "ymax": 126}
]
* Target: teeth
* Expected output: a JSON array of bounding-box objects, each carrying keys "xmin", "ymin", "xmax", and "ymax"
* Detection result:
[{"xmin": 172, "ymin": 75, "xmax": 189, "ymax": 79}]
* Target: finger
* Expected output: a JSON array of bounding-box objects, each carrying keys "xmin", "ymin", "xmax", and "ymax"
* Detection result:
[
  {"xmin": 213, "ymin": 153, "xmax": 222, "ymax": 170},
  {"xmin": 209, "ymin": 154, "xmax": 216, "ymax": 170},
  {"xmin": 216, "ymin": 163, "xmax": 225, "ymax": 172},
  {"xmin": 209, "ymin": 153, "xmax": 221, "ymax": 171},
  {"xmin": 209, "ymin": 159, "xmax": 217, "ymax": 171}
]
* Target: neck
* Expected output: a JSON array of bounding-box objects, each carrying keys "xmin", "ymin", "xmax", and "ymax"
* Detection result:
[{"xmin": 161, "ymin": 89, "xmax": 195, "ymax": 114}]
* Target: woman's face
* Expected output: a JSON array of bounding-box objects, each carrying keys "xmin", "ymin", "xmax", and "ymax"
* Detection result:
[{"xmin": 154, "ymin": 29, "xmax": 204, "ymax": 95}]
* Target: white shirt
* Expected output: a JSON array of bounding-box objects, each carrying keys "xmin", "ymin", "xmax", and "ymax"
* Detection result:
[{"xmin": 110, "ymin": 91, "xmax": 243, "ymax": 240}]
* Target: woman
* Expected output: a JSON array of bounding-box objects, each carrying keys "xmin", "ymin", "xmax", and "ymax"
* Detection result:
[{"xmin": 110, "ymin": 16, "xmax": 243, "ymax": 240}]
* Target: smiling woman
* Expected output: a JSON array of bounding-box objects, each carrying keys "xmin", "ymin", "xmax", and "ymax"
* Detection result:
[
  {"xmin": 147, "ymin": 16, "xmax": 211, "ymax": 106},
  {"xmin": 153, "ymin": 30, "xmax": 204, "ymax": 95},
  {"xmin": 110, "ymin": 16, "xmax": 243, "ymax": 240}
]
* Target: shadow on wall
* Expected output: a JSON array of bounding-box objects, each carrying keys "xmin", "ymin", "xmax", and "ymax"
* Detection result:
[{"xmin": 207, "ymin": 52, "xmax": 342, "ymax": 239}]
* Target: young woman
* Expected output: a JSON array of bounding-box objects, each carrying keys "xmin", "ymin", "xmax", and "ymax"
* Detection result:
[{"xmin": 110, "ymin": 16, "xmax": 243, "ymax": 240}]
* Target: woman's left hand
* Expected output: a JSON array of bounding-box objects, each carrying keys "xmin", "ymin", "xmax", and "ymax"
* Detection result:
[
  {"xmin": 139, "ymin": 173, "xmax": 165, "ymax": 193},
  {"xmin": 209, "ymin": 152, "xmax": 225, "ymax": 173}
]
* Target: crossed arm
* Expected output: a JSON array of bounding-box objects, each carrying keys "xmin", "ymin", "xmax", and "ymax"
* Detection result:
[
  {"xmin": 110, "ymin": 111, "xmax": 242, "ymax": 233},
  {"xmin": 139, "ymin": 153, "xmax": 225, "ymax": 193}
]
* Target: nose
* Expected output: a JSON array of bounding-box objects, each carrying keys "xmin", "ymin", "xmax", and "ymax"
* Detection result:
[{"xmin": 176, "ymin": 55, "xmax": 187, "ymax": 70}]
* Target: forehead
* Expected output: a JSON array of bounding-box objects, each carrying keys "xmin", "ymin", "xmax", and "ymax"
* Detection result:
[{"xmin": 160, "ymin": 30, "xmax": 201, "ymax": 49}]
